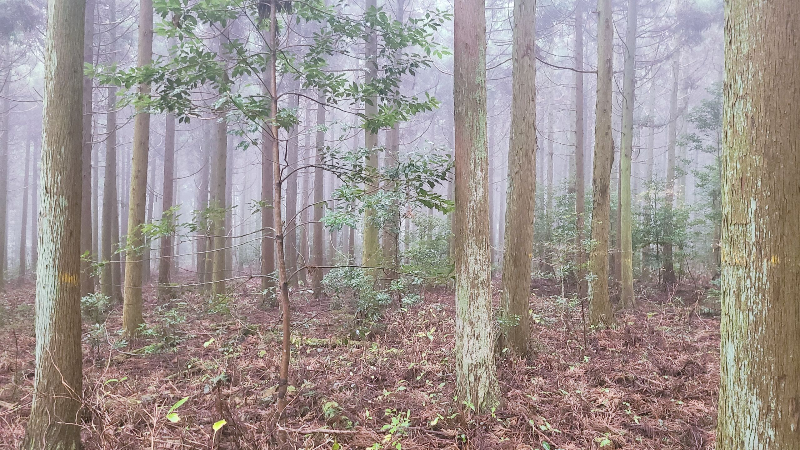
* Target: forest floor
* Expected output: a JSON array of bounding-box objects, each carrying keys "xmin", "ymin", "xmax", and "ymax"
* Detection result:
[{"xmin": 1, "ymin": 277, "xmax": 720, "ymax": 449}]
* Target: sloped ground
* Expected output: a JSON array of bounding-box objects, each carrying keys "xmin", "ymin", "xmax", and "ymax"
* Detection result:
[{"xmin": 0, "ymin": 278, "xmax": 719, "ymax": 449}]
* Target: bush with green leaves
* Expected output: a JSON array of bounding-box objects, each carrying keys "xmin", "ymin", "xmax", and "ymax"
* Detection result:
[
  {"xmin": 533, "ymin": 180, "xmax": 592, "ymax": 281},
  {"xmin": 138, "ymin": 303, "xmax": 188, "ymax": 353},
  {"xmin": 634, "ymin": 179, "xmax": 691, "ymax": 280},
  {"xmin": 401, "ymin": 214, "xmax": 452, "ymax": 286},
  {"xmin": 81, "ymin": 292, "xmax": 112, "ymax": 325},
  {"xmin": 323, "ymin": 266, "xmax": 390, "ymax": 323}
]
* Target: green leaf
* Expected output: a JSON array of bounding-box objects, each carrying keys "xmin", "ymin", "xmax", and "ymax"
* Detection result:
[
  {"xmin": 213, "ymin": 419, "xmax": 227, "ymax": 432},
  {"xmin": 166, "ymin": 412, "xmax": 181, "ymax": 423},
  {"xmin": 168, "ymin": 396, "xmax": 189, "ymax": 414}
]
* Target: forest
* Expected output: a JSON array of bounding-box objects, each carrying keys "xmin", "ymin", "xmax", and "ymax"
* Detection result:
[{"xmin": 0, "ymin": 0, "xmax": 798, "ymax": 448}]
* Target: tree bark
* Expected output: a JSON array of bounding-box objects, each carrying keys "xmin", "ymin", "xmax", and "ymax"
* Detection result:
[
  {"xmin": 158, "ymin": 110, "xmax": 176, "ymax": 297},
  {"xmin": 20, "ymin": 0, "xmax": 85, "ymax": 442},
  {"xmin": 210, "ymin": 107, "xmax": 228, "ymax": 296},
  {"xmin": 361, "ymin": 0, "xmax": 380, "ymax": 271},
  {"xmin": 285, "ymin": 91, "xmax": 300, "ymax": 285},
  {"xmin": 311, "ymin": 91, "xmax": 325, "ymax": 298},
  {"xmin": 265, "ymin": 1, "xmax": 292, "ymax": 411},
  {"xmin": 122, "ymin": 0, "xmax": 153, "ymax": 337},
  {"xmin": 225, "ymin": 134, "xmax": 233, "ymax": 277},
  {"xmin": 143, "ymin": 151, "xmax": 156, "ymax": 284},
  {"xmin": 31, "ymin": 139, "xmax": 40, "ymax": 271},
  {"xmin": 587, "ymin": 0, "xmax": 614, "ymax": 327},
  {"xmin": 298, "ymin": 102, "xmax": 311, "ymax": 285},
  {"xmin": 641, "ymin": 89, "xmax": 655, "ymax": 279},
  {"xmin": 0, "ymin": 49, "xmax": 9, "ymax": 292},
  {"xmin": 546, "ymin": 113, "xmax": 554, "ymax": 256},
  {"xmin": 453, "ymin": 0, "xmax": 499, "ymax": 412},
  {"xmin": 19, "ymin": 137, "xmax": 32, "ymax": 280},
  {"xmin": 500, "ymin": 0, "xmax": 536, "ymax": 357},
  {"xmin": 101, "ymin": 16, "xmax": 120, "ymax": 300},
  {"xmin": 619, "ymin": 0, "xmax": 637, "ymax": 308},
  {"xmin": 718, "ymin": 0, "xmax": 800, "ymax": 446},
  {"xmin": 573, "ymin": 0, "xmax": 586, "ymax": 299},
  {"xmin": 662, "ymin": 54, "xmax": 679, "ymax": 287},
  {"xmin": 381, "ymin": 0, "xmax": 405, "ymax": 286},
  {"xmin": 92, "ymin": 120, "xmax": 99, "ymax": 268},
  {"xmin": 196, "ymin": 123, "xmax": 210, "ymax": 286},
  {"xmin": 260, "ymin": 31, "xmax": 276, "ymax": 304},
  {"xmin": 80, "ymin": 0, "xmax": 96, "ymax": 298}
]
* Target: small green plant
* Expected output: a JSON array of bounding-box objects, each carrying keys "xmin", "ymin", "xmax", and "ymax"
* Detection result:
[
  {"xmin": 401, "ymin": 214, "xmax": 453, "ymax": 286},
  {"xmin": 137, "ymin": 304, "xmax": 188, "ymax": 353},
  {"xmin": 81, "ymin": 292, "xmax": 112, "ymax": 324},
  {"xmin": 369, "ymin": 409, "xmax": 410, "ymax": 450},
  {"xmin": 323, "ymin": 266, "xmax": 390, "ymax": 323},
  {"xmin": 207, "ymin": 293, "xmax": 232, "ymax": 316},
  {"xmin": 165, "ymin": 396, "xmax": 189, "ymax": 423}
]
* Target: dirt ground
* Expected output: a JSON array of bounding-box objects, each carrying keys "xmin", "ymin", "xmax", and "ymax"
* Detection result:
[{"xmin": 1, "ymin": 278, "xmax": 719, "ymax": 449}]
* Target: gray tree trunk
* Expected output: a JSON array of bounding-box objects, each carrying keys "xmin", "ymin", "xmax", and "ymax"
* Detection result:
[
  {"xmin": 285, "ymin": 91, "xmax": 300, "ymax": 285},
  {"xmin": 587, "ymin": 0, "xmax": 614, "ymax": 327},
  {"xmin": 311, "ymin": 92, "xmax": 325, "ymax": 298},
  {"xmin": 19, "ymin": 137, "xmax": 31, "ymax": 280},
  {"xmin": 20, "ymin": 0, "xmax": 85, "ymax": 442},
  {"xmin": 362, "ymin": 0, "xmax": 380, "ymax": 271},
  {"xmin": 619, "ymin": 0, "xmax": 637, "ymax": 307},
  {"xmin": 122, "ymin": 0, "xmax": 153, "ymax": 336},
  {"xmin": 500, "ymin": 0, "xmax": 536, "ymax": 357},
  {"xmin": 0, "ymin": 48, "xmax": 9, "ymax": 292},
  {"xmin": 158, "ymin": 110, "xmax": 176, "ymax": 296},
  {"xmin": 662, "ymin": 53, "xmax": 680, "ymax": 287},
  {"xmin": 80, "ymin": 0, "xmax": 96, "ymax": 297},
  {"xmin": 573, "ymin": 0, "xmax": 586, "ymax": 298},
  {"xmin": 453, "ymin": 0, "xmax": 499, "ymax": 412}
]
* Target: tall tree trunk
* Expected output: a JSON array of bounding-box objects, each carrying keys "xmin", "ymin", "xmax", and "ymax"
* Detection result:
[
  {"xmin": 298, "ymin": 102, "xmax": 311, "ymax": 285},
  {"xmin": 225, "ymin": 135, "xmax": 233, "ymax": 277},
  {"xmin": 19, "ymin": 137, "xmax": 31, "ymax": 280},
  {"xmin": 327, "ymin": 170, "xmax": 337, "ymax": 264},
  {"xmin": 662, "ymin": 54, "xmax": 679, "ymax": 287},
  {"xmin": 361, "ymin": 0, "xmax": 380, "ymax": 272},
  {"xmin": 122, "ymin": 0, "xmax": 153, "ymax": 337},
  {"xmin": 453, "ymin": 0, "xmax": 499, "ymax": 412},
  {"xmin": 120, "ymin": 144, "xmax": 129, "ymax": 283},
  {"xmin": 587, "ymin": 0, "xmax": 614, "ymax": 327},
  {"xmin": 500, "ymin": 0, "xmax": 536, "ymax": 357},
  {"xmin": 573, "ymin": 0, "xmax": 586, "ymax": 299},
  {"xmin": 20, "ymin": 0, "xmax": 85, "ymax": 442},
  {"xmin": 619, "ymin": 0, "xmax": 637, "ymax": 308},
  {"xmin": 196, "ymin": 123, "xmax": 210, "ymax": 286},
  {"xmin": 158, "ymin": 111, "xmax": 176, "ymax": 297},
  {"xmin": 92, "ymin": 122, "xmax": 99, "ymax": 265},
  {"xmin": 210, "ymin": 107, "xmax": 228, "ymax": 296},
  {"xmin": 718, "ymin": 0, "xmax": 800, "ymax": 446},
  {"xmin": 642, "ymin": 88, "xmax": 655, "ymax": 279},
  {"xmin": 546, "ymin": 114, "xmax": 554, "ymax": 253},
  {"xmin": 311, "ymin": 92, "xmax": 325, "ymax": 298},
  {"xmin": 31, "ymin": 139, "xmax": 40, "ymax": 271},
  {"xmin": 92, "ymin": 121, "xmax": 100, "ymax": 266},
  {"xmin": 81, "ymin": 0, "xmax": 96, "ymax": 297},
  {"xmin": 265, "ymin": 1, "xmax": 292, "ymax": 411},
  {"xmin": 381, "ymin": 0, "xmax": 405, "ymax": 286},
  {"xmin": 143, "ymin": 153, "xmax": 156, "ymax": 284},
  {"xmin": 0, "ymin": 50, "xmax": 9, "ymax": 292},
  {"xmin": 285, "ymin": 91, "xmax": 299, "ymax": 285},
  {"xmin": 101, "ymin": 9, "xmax": 119, "ymax": 300},
  {"xmin": 236, "ymin": 169, "xmax": 247, "ymax": 272},
  {"xmin": 260, "ymin": 32, "xmax": 276, "ymax": 304}
]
